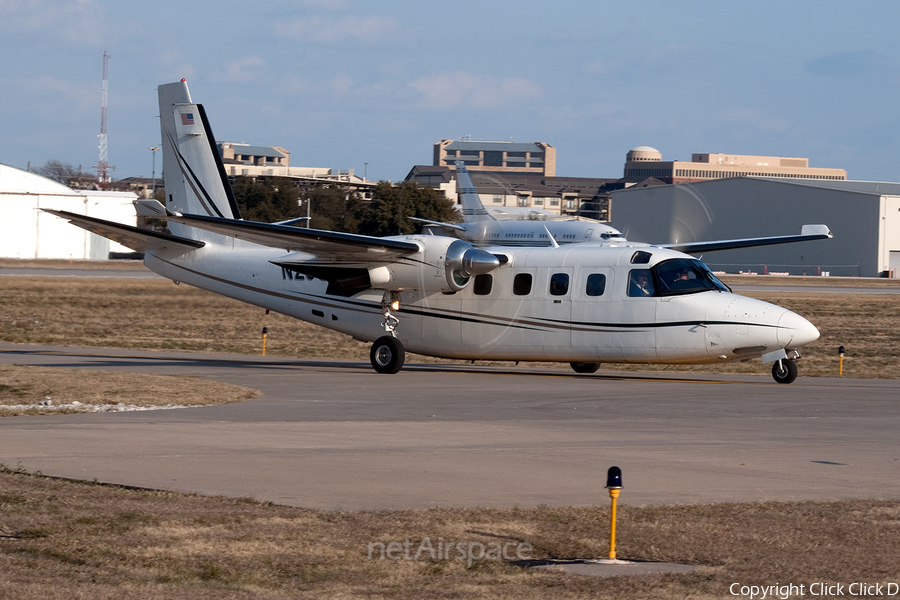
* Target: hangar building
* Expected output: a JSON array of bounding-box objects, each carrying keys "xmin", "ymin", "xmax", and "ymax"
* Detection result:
[
  {"xmin": 609, "ymin": 177, "xmax": 900, "ymax": 278},
  {"xmin": 1, "ymin": 163, "xmax": 137, "ymax": 260}
]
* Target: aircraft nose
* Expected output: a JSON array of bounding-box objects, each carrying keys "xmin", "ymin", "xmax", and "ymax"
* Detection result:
[{"xmin": 777, "ymin": 310, "xmax": 819, "ymax": 349}]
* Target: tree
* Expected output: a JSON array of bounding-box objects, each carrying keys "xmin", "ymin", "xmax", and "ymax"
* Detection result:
[
  {"xmin": 232, "ymin": 177, "xmax": 302, "ymax": 223},
  {"xmin": 230, "ymin": 177, "xmax": 460, "ymax": 237},
  {"xmin": 357, "ymin": 181, "xmax": 461, "ymax": 237},
  {"xmin": 34, "ymin": 160, "xmax": 81, "ymax": 185},
  {"xmin": 298, "ymin": 184, "xmax": 366, "ymax": 233}
]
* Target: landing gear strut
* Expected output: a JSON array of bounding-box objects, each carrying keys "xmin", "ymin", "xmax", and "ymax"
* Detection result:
[
  {"xmin": 370, "ymin": 291, "xmax": 405, "ymax": 374},
  {"xmin": 771, "ymin": 358, "xmax": 798, "ymax": 384}
]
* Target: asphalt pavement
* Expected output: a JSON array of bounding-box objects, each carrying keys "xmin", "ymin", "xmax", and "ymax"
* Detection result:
[{"xmin": 3, "ymin": 343, "xmax": 899, "ymax": 510}]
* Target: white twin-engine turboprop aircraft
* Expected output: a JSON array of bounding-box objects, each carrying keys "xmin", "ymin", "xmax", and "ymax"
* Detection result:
[{"xmin": 44, "ymin": 80, "xmax": 829, "ymax": 383}]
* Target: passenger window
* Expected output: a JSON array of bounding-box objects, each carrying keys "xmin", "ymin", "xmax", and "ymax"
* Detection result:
[
  {"xmin": 513, "ymin": 273, "xmax": 532, "ymax": 296},
  {"xmin": 473, "ymin": 274, "xmax": 492, "ymax": 295},
  {"xmin": 628, "ymin": 269, "xmax": 655, "ymax": 297},
  {"xmin": 585, "ymin": 273, "xmax": 606, "ymax": 296},
  {"xmin": 549, "ymin": 273, "xmax": 569, "ymax": 296}
]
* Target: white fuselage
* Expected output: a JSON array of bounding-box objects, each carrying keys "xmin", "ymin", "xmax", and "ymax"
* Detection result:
[
  {"xmin": 458, "ymin": 219, "xmax": 626, "ymax": 247},
  {"xmin": 144, "ymin": 236, "xmax": 818, "ymax": 366}
]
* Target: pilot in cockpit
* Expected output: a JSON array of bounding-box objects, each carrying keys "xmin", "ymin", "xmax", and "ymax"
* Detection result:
[{"xmin": 628, "ymin": 270, "xmax": 654, "ymax": 297}]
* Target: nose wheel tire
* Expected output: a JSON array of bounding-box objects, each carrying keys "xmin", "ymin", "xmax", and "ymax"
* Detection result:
[
  {"xmin": 570, "ymin": 362, "xmax": 601, "ymax": 374},
  {"xmin": 772, "ymin": 359, "xmax": 798, "ymax": 384},
  {"xmin": 370, "ymin": 336, "xmax": 405, "ymax": 374}
]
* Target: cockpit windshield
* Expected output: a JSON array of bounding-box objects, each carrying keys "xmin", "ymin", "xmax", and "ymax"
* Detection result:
[{"xmin": 652, "ymin": 259, "xmax": 730, "ymax": 296}]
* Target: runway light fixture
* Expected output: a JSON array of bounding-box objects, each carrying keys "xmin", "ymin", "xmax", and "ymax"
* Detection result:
[
  {"xmin": 589, "ymin": 466, "xmax": 634, "ymax": 565},
  {"xmin": 606, "ymin": 466, "xmax": 622, "ymax": 560}
]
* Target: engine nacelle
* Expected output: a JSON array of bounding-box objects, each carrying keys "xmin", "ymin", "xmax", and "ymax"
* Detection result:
[{"xmin": 368, "ymin": 237, "xmax": 499, "ymax": 293}]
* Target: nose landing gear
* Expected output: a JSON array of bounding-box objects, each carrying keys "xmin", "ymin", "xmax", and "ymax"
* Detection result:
[{"xmin": 772, "ymin": 358, "xmax": 798, "ymax": 384}]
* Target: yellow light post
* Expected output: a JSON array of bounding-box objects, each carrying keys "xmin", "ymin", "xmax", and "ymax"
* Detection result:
[
  {"xmin": 590, "ymin": 466, "xmax": 633, "ymax": 565},
  {"xmin": 838, "ymin": 345, "xmax": 845, "ymax": 376},
  {"xmin": 607, "ymin": 466, "xmax": 622, "ymax": 560},
  {"xmin": 262, "ymin": 327, "xmax": 268, "ymax": 356}
]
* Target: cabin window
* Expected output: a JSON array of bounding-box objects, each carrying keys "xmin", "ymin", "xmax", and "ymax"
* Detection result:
[
  {"xmin": 473, "ymin": 274, "xmax": 493, "ymax": 295},
  {"xmin": 585, "ymin": 273, "xmax": 606, "ymax": 296},
  {"xmin": 513, "ymin": 273, "xmax": 532, "ymax": 295},
  {"xmin": 549, "ymin": 273, "xmax": 569, "ymax": 296},
  {"xmin": 628, "ymin": 269, "xmax": 655, "ymax": 297}
]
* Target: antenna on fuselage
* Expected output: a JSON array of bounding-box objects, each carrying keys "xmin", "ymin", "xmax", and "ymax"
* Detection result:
[{"xmin": 542, "ymin": 224, "xmax": 560, "ymax": 248}]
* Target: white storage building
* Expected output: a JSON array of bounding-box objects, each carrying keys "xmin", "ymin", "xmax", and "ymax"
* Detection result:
[
  {"xmin": 1, "ymin": 163, "xmax": 137, "ymax": 260},
  {"xmin": 610, "ymin": 177, "xmax": 900, "ymax": 277}
]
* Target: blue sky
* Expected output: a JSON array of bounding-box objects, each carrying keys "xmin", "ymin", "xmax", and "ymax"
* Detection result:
[{"xmin": 2, "ymin": 0, "xmax": 900, "ymax": 184}]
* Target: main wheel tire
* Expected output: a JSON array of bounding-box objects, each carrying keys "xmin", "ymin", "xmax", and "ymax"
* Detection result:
[
  {"xmin": 570, "ymin": 362, "xmax": 601, "ymax": 374},
  {"xmin": 772, "ymin": 359, "xmax": 798, "ymax": 384},
  {"xmin": 370, "ymin": 336, "xmax": 405, "ymax": 374}
]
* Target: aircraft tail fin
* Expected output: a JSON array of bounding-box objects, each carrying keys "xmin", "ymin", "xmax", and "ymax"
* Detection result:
[
  {"xmin": 456, "ymin": 161, "xmax": 494, "ymax": 223},
  {"xmin": 158, "ymin": 80, "xmax": 241, "ymax": 240}
]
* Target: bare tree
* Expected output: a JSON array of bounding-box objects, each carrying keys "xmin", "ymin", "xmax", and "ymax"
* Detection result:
[{"xmin": 34, "ymin": 160, "xmax": 81, "ymax": 185}]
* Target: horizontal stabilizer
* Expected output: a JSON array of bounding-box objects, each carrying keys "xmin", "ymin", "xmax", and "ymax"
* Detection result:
[
  {"xmin": 134, "ymin": 199, "xmax": 168, "ymax": 218},
  {"xmin": 41, "ymin": 209, "xmax": 205, "ymax": 252},
  {"xmin": 162, "ymin": 212, "xmax": 420, "ymax": 260},
  {"xmin": 663, "ymin": 224, "xmax": 832, "ymax": 254}
]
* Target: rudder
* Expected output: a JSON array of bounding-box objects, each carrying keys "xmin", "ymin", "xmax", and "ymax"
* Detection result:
[{"xmin": 158, "ymin": 80, "xmax": 241, "ymax": 239}]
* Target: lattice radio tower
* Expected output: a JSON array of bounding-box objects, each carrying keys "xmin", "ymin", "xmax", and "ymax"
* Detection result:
[{"xmin": 97, "ymin": 51, "xmax": 112, "ymax": 188}]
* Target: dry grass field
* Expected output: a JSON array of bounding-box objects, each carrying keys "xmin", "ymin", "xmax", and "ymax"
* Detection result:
[
  {"xmin": 0, "ymin": 365, "xmax": 260, "ymax": 416},
  {"xmin": 3, "ymin": 466, "xmax": 900, "ymax": 600}
]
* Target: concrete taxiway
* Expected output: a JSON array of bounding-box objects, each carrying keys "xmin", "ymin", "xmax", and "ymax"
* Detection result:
[{"xmin": 2, "ymin": 342, "xmax": 899, "ymax": 510}]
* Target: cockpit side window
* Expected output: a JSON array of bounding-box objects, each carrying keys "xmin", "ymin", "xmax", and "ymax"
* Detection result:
[
  {"xmin": 653, "ymin": 258, "xmax": 729, "ymax": 296},
  {"xmin": 628, "ymin": 269, "xmax": 654, "ymax": 297}
]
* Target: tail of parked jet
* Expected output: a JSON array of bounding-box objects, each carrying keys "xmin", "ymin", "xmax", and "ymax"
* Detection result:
[
  {"xmin": 157, "ymin": 80, "xmax": 241, "ymax": 240},
  {"xmin": 455, "ymin": 161, "xmax": 494, "ymax": 223}
]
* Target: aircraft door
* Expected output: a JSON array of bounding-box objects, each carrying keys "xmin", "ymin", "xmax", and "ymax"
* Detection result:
[
  {"xmin": 571, "ymin": 268, "xmax": 613, "ymax": 357},
  {"xmin": 533, "ymin": 267, "xmax": 574, "ymax": 357},
  {"xmin": 613, "ymin": 268, "xmax": 658, "ymax": 361}
]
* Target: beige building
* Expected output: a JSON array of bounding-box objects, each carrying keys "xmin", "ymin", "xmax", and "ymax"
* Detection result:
[
  {"xmin": 215, "ymin": 142, "xmax": 373, "ymax": 196},
  {"xmin": 219, "ymin": 142, "xmax": 290, "ymax": 167},
  {"xmin": 623, "ymin": 146, "xmax": 846, "ymax": 183},
  {"xmin": 434, "ymin": 139, "xmax": 556, "ymax": 177}
]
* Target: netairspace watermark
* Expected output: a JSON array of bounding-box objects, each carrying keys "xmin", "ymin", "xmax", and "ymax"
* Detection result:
[
  {"xmin": 368, "ymin": 537, "xmax": 532, "ymax": 568},
  {"xmin": 730, "ymin": 582, "xmax": 900, "ymax": 599}
]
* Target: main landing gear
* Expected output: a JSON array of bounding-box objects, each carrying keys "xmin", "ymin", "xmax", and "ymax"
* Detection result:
[
  {"xmin": 771, "ymin": 358, "xmax": 798, "ymax": 384},
  {"xmin": 371, "ymin": 336, "xmax": 405, "ymax": 374},
  {"xmin": 370, "ymin": 291, "xmax": 406, "ymax": 374},
  {"xmin": 570, "ymin": 362, "xmax": 601, "ymax": 374}
]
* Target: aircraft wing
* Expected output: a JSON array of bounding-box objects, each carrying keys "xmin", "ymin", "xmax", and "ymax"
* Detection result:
[
  {"xmin": 408, "ymin": 216, "xmax": 467, "ymax": 231},
  {"xmin": 662, "ymin": 224, "xmax": 832, "ymax": 254},
  {"xmin": 41, "ymin": 209, "xmax": 204, "ymax": 252},
  {"xmin": 162, "ymin": 212, "xmax": 420, "ymax": 260}
]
